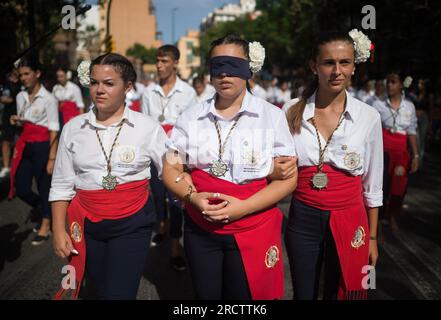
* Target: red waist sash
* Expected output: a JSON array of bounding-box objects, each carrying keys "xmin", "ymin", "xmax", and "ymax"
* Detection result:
[
  {"xmin": 9, "ymin": 122, "xmax": 49, "ymax": 199},
  {"xmin": 382, "ymin": 128, "xmax": 409, "ymax": 196},
  {"xmin": 294, "ymin": 165, "xmax": 369, "ymax": 300},
  {"xmin": 129, "ymin": 100, "xmax": 141, "ymax": 113},
  {"xmin": 186, "ymin": 169, "xmax": 284, "ymax": 300},
  {"xmin": 53, "ymin": 179, "xmax": 149, "ymax": 300},
  {"xmin": 59, "ymin": 101, "xmax": 80, "ymax": 124}
]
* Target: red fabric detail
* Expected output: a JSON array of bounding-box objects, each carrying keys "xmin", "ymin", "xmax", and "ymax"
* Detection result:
[
  {"xmin": 129, "ymin": 100, "xmax": 141, "ymax": 113},
  {"xmin": 186, "ymin": 169, "xmax": 284, "ymax": 300},
  {"xmin": 382, "ymin": 128, "xmax": 410, "ymax": 196},
  {"xmin": 161, "ymin": 124, "xmax": 173, "ymax": 137},
  {"xmin": 53, "ymin": 179, "xmax": 149, "ymax": 300},
  {"xmin": 8, "ymin": 123, "xmax": 49, "ymax": 199},
  {"xmin": 59, "ymin": 101, "xmax": 80, "ymax": 124},
  {"xmin": 294, "ymin": 165, "xmax": 369, "ymax": 300}
]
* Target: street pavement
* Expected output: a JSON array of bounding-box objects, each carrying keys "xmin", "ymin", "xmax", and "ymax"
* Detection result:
[{"xmin": 0, "ymin": 151, "xmax": 440, "ymax": 300}]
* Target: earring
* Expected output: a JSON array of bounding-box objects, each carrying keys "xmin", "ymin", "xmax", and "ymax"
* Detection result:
[{"xmin": 352, "ymin": 71, "xmax": 355, "ymax": 75}]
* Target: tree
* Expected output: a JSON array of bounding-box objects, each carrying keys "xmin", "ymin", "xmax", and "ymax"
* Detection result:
[{"xmin": 126, "ymin": 43, "xmax": 157, "ymax": 65}]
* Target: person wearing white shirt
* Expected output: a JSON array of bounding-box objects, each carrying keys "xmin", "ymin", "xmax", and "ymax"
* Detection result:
[
  {"xmin": 141, "ymin": 45, "xmax": 197, "ymax": 271},
  {"xmin": 366, "ymin": 79, "xmax": 386, "ymax": 106},
  {"xmin": 193, "ymin": 75, "xmax": 215, "ymax": 103},
  {"xmin": 371, "ymin": 71, "xmax": 419, "ymax": 231},
  {"xmin": 249, "ymin": 75, "xmax": 267, "ymax": 100},
  {"xmin": 282, "ymin": 31, "xmax": 381, "ymax": 300},
  {"xmin": 9, "ymin": 59, "xmax": 59, "ymax": 246},
  {"xmin": 355, "ymin": 79, "xmax": 373, "ymax": 103},
  {"xmin": 266, "ymin": 77, "xmax": 279, "ymax": 104},
  {"xmin": 275, "ymin": 81, "xmax": 292, "ymax": 107},
  {"xmin": 125, "ymin": 81, "xmax": 145, "ymax": 112},
  {"xmin": 50, "ymin": 53, "xmax": 167, "ymax": 300},
  {"xmin": 162, "ymin": 35, "xmax": 297, "ymax": 300},
  {"xmin": 52, "ymin": 68, "xmax": 84, "ymax": 125}
]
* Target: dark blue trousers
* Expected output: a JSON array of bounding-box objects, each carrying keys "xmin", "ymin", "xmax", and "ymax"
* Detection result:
[
  {"xmin": 15, "ymin": 141, "xmax": 51, "ymax": 219},
  {"xmin": 183, "ymin": 215, "xmax": 251, "ymax": 300},
  {"xmin": 84, "ymin": 198, "xmax": 155, "ymax": 300},
  {"xmin": 284, "ymin": 198, "xmax": 341, "ymax": 300},
  {"xmin": 149, "ymin": 165, "xmax": 183, "ymax": 238}
]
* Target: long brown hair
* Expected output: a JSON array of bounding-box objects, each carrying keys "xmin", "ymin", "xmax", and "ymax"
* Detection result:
[{"xmin": 286, "ymin": 31, "xmax": 354, "ymax": 134}]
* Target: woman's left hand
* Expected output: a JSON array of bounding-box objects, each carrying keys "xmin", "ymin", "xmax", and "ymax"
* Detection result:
[
  {"xmin": 47, "ymin": 159, "xmax": 55, "ymax": 175},
  {"xmin": 410, "ymin": 157, "xmax": 419, "ymax": 174},
  {"xmin": 203, "ymin": 193, "xmax": 248, "ymax": 223},
  {"xmin": 369, "ymin": 239, "xmax": 379, "ymax": 267}
]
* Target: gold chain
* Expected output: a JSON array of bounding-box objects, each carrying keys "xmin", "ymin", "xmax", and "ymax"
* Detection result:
[
  {"xmin": 311, "ymin": 110, "xmax": 345, "ymax": 172},
  {"xmin": 214, "ymin": 114, "xmax": 243, "ymax": 159},
  {"xmin": 95, "ymin": 122, "xmax": 124, "ymax": 173}
]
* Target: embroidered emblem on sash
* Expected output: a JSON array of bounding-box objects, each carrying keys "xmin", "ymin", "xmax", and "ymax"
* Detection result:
[
  {"xmin": 70, "ymin": 222, "xmax": 82, "ymax": 243},
  {"xmin": 351, "ymin": 226, "xmax": 366, "ymax": 249},
  {"xmin": 265, "ymin": 245, "xmax": 280, "ymax": 268},
  {"xmin": 344, "ymin": 152, "xmax": 361, "ymax": 169}
]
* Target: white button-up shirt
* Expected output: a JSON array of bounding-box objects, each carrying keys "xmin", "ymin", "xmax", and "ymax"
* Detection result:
[
  {"xmin": 141, "ymin": 76, "xmax": 197, "ymax": 126},
  {"xmin": 16, "ymin": 85, "xmax": 59, "ymax": 131},
  {"xmin": 371, "ymin": 96, "xmax": 417, "ymax": 135},
  {"xmin": 49, "ymin": 107, "xmax": 168, "ymax": 201},
  {"xmin": 52, "ymin": 81, "xmax": 84, "ymax": 108},
  {"xmin": 283, "ymin": 91, "xmax": 383, "ymax": 207},
  {"xmin": 167, "ymin": 91, "xmax": 296, "ymax": 184}
]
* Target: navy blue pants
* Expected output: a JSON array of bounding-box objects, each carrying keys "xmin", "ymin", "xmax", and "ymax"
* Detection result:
[
  {"xmin": 84, "ymin": 198, "xmax": 155, "ymax": 299},
  {"xmin": 15, "ymin": 141, "xmax": 51, "ymax": 219},
  {"xmin": 149, "ymin": 165, "xmax": 183, "ymax": 238},
  {"xmin": 184, "ymin": 215, "xmax": 251, "ymax": 300},
  {"xmin": 284, "ymin": 199, "xmax": 341, "ymax": 300}
]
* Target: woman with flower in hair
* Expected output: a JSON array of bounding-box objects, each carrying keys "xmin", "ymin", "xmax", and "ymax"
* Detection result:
[
  {"xmin": 50, "ymin": 53, "xmax": 167, "ymax": 299},
  {"xmin": 162, "ymin": 34, "xmax": 297, "ymax": 300},
  {"xmin": 282, "ymin": 29, "xmax": 382, "ymax": 300},
  {"xmin": 371, "ymin": 71, "xmax": 418, "ymax": 232}
]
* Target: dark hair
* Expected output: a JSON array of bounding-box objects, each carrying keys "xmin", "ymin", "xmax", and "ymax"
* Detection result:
[
  {"xmin": 386, "ymin": 70, "xmax": 404, "ymax": 83},
  {"xmin": 91, "ymin": 53, "xmax": 136, "ymax": 84},
  {"xmin": 17, "ymin": 58, "xmax": 41, "ymax": 72},
  {"xmin": 287, "ymin": 31, "xmax": 355, "ymax": 134},
  {"xmin": 208, "ymin": 34, "xmax": 249, "ymax": 59},
  {"xmin": 192, "ymin": 75, "xmax": 205, "ymax": 86},
  {"xmin": 56, "ymin": 66, "xmax": 69, "ymax": 74},
  {"xmin": 157, "ymin": 45, "xmax": 180, "ymax": 61}
]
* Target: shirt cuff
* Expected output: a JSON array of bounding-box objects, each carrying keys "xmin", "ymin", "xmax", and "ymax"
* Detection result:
[
  {"xmin": 272, "ymin": 147, "xmax": 296, "ymax": 157},
  {"xmin": 363, "ymin": 191, "xmax": 383, "ymax": 208},
  {"xmin": 48, "ymin": 122, "xmax": 60, "ymax": 132},
  {"xmin": 49, "ymin": 189, "xmax": 76, "ymax": 202}
]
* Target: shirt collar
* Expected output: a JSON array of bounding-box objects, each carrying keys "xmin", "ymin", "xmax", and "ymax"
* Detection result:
[
  {"xmin": 199, "ymin": 90, "xmax": 258, "ymax": 120},
  {"xmin": 84, "ymin": 106, "xmax": 134, "ymax": 129},
  {"xmin": 24, "ymin": 85, "xmax": 47, "ymax": 102},
  {"xmin": 153, "ymin": 76, "xmax": 184, "ymax": 98},
  {"xmin": 303, "ymin": 90, "xmax": 358, "ymax": 122}
]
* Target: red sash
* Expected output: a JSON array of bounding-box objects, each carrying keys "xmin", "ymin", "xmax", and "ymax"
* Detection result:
[
  {"xmin": 294, "ymin": 165, "xmax": 369, "ymax": 300},
  {"xmin": 382, "ymin": 128, "xmax": 409, "ymax": 196},
  {"xmin": 8, "ymin": 123, "xmax": 49, "ymax": 199},
  {"xmin": 129, "ymin": 100, "xmax": 141, "ymax": 113},
  {"xmin": 59, "ymin": 101, "xmax": 80, "ymax": 124},
  {"xmin": 186, "ymin": 169, "xmax": 284, "ymax": 300},
  {"xmin": 53, "ymin": 179, "xmax": 150, "ymax": 300}
]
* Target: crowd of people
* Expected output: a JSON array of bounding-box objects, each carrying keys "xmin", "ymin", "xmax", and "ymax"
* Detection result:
[{"xmin": 0, "ymin": 28, "xmax": 440, "ymax": 300}]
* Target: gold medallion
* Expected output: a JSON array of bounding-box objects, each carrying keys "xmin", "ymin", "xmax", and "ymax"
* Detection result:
[
  {"xmin": 158, "ymin": 114, "xmax": 165, "ymax": 123},
  {"xmin": 209, "ymin": 159, "xmax": 228, "ymax": 177},
  {"xmin": 265, "ymin": 245, "xmax": 280, "ymax": 268},
  {"xmin": 351, "ymin": 226, "xmax": 366, "ymax": 249},
  {"xmin": 344, "ymin": 152, "xmax": 361, "ymax": 170},
  {"xmin": 70, "ymin": 222, "xmax": 82, "ymax": 243},
  {"xmin": 102, "ymin": 172, "xmax": 118, "ymax": 191},
  {"xmin": 312, "ymin": 172, "xmax": 328, "ymax": 189},
  {"xmin": 390, "ymin": 126, "xmax": 397, "ymax": 134}
]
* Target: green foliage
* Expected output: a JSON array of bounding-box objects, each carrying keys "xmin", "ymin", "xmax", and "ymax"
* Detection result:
[{"xmin": 126, "ymin": 43, "xmax": 157, "ymax": 64}]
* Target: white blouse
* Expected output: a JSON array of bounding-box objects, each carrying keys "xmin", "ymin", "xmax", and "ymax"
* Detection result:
[
  {"xmin": 49, "ymin": 107, "xmax": 167, "ymax": 201},
  {"xmin": 283, "ymin": 91, "xmax": 383, "ymax": 208},
  {"xmin": 52, "ymin": 81, "xmax": 84, "ymax": 108}
]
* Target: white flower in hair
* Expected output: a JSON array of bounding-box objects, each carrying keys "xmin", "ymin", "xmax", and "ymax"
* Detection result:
[
  {"xmin": 77, "ymin": 60, "xmax": 91, "ymax": 87},
  {"xmin": 348, "ymin": 29, "xmax": 371, "ymax": 64},
  {"xmin": 403, "ymin": 76, "xmax": 413, "ymax": 88},
  {"xmin": 248, "ymin": 41, "xmax": 265, "ymax": 73}
]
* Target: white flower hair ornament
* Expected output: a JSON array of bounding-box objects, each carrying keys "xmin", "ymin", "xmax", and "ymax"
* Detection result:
[
  {"xmin": 403, "ymin": 76, "xmax": 413, "ymax": 89},
  {"xmin": 77, "ymin": 60, "xmax": 91, "ymax": 87},
  {"xmin": 248, "ymin": 41, "xmax": 265, "ymax": 73},
  {"xmin": 348, "ymin": 29, "xmax": 371, "ymax": 64}
]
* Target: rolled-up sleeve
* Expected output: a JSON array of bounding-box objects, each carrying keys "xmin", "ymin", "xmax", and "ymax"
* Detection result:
[
  {"xmin": 272, "ymin": 111, "xmax": 296, "ymax": 157},
  {"xmin": 46, "ymin": 96, "xmax": 60, "ymax": 131},
  {"xmin": 407, "ymin": 102, "xmax": 418, "ymax": 135},
  {"xmin": 147, "ymin": 124, "xmax": 168, "ymax": 179},
  {"xmin": 73, "ymin": 85, "xmax": 85, "ymax": 108},
  {"xmin": 49, "ymin": 127, "xmax": 76, "ymax": 201},
  {"xmin": 362, "ymin": 113, "xmax": 383, "ymax": 207}
]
